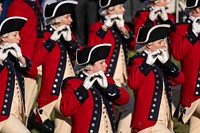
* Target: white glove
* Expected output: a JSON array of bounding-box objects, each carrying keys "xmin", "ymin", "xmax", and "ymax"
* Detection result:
[
  {"xmin": 145, "ymin": 50, "xmax": 160, "ymax": 65},
  {"xmin": 116, "ymin": 14, "xmax": 124, "ymax": 28},
  {"xmin": 104, "ymin": 14, "xmax": 118, "ymax": 28},
  {"xmin": 192, "ymin": 17, "xmax": 200, "ymax": 34},
  {"xmin": 159, "ymin": 6, "xmax": 168, "ymax": 21},
  {"xmin": 0, "ymin": 43, "xmax": 13, "ymax": 65},
  {"xmin": 0, "ymin": 48, "xmax": 9, "ymax": 61},
  {"xmin": 3, "ymin": 43, "xmax": 12, "ymax": 49},
  {"xmin": 83, "ymin": 73, "xmax": 99, "ymax": 90},
  {"xmin": 50, "ymin": 25, "xmax": 67, "ymax": 41},
  {"xmin": 149, "ymin": 6, "xmax": 161, "ymax": 21},
  {"xmin": 157, "ymin": 49, "xmax": 169, "ymax": 64},
  {"xmin": 96, "ymin": 70, "xmax": 108, "ymax": 89},
  {"xmin": 9, "ymin": 43, "xmax": 22, "ymax": 58},
  {"xmin": 62, "ymin": 25, "xmax": 72, "ymax": 41}
]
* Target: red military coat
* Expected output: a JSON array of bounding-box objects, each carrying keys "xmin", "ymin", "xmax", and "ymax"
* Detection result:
[
  {"xmin": 32, "ymin": 25, "xmax": 80, "ymax": 109},
  {"xmin": 128, "ymin": 52, "xmax": 184, "ymax": 131},
  {"xmin": 88, "ymin": 21, "xmax": 134, "ymax": 77},
  {"xmin": 7, "ymin": 0, "xmax": 44, "ymax": 58},
  {"xmin": 60, "ymin": 72, "xmax": 130, "ymax": 133},
  {"xmin": 133, "ymin": 7, "xmax": 175, "ymax": 47},
  {"xmin": 0, "ymin": 55, "xmax": 37, "ymax": 122},
  {"xmin": 170, "ymin": 23, "xmax": 200, "ymax": 107}
]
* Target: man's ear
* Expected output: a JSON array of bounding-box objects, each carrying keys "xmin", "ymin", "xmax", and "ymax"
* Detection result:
[
  {"xmin": 146, "ymin": 43, "xmax": 152, "ymax": 49},
  {"xmin": 1, "ymin": 37, "xmax": 7, "ymax": 42},
  {"xmin": 85, "ymin": 65, "xmax": 92, "ymax": 71},
  {"xmin": 107, "ymin": 6, "xmax": 115, "ymax": 14}
]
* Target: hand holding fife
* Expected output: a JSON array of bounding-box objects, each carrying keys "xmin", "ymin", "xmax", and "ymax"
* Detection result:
[
  {"xmin": 50, "ymin": 25, "xmax": 68, "ymax": 41},
  {"xmin": 104, "ymin": 14, "xmax": 119, "ymax": 28},
  {"xmin": 192, "ymin": 17, "xmax": 200, "ymax": 34},
  {"xmin": 0, "ymin": 48, "xmax": 9, "ymax": 61},
  {"xmin": 9, "ymin": 43, "xmax": 22, "ymax": 58},
  {"xmin": 83, "ymin": 72, "xmax": 99, "ymax": 90},
  {"xmin": 159, "ymin": 6, "xmax": 168, "ymax": 21},
  {"xmin": 149, "ymin": 6, "xmax": 161, "ymax": 21},
  {"xmin": 96, "ymin": 70, "xmax": 108, "ymax": 89},
  {"xmin": 145, "ymin": 49, "xmax": 160, "ymax": 65},
  {"xmin": 115, "ymin": 14, "xmax": 124, "ymax": 28},
  {"xmin": 157, "ymin": 49, "xmax": 169, "ymax": 64},
  {"xmin": 62, "ymin": 25, "xmax": 72, "ymax": 41}
]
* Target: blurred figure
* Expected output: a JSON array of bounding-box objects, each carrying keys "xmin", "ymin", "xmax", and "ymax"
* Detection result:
[
  {"xmin": 60, "ymin": 43, "xmax": 130, "ymax": 133},
  {"xmin": 0, "ymin": 0, "xmax": 12, "ymax": 20},
  {"xmin": 170, "ymin": 0, "xmax": 200, "ymax": 132},
  {"xmin": 167, "ymin": 0, "xmax": 187, "ymax": 23},
  {"xmin": 6, "ymin": 0, "xmax": 45, "ymax": 123},
  {"xmin": 128, "ymin": 24, "xmax": 184, "ymax": 133},
  {"xmin": 0, "ymin": 0, "xmax": 4, "ymax": 16},
  {"xmin": 0, "ymin": 16, "xmax": 38, "ymax": 133},
  {"xmin": 133, "ymin": 0, "xmax": 175, "ymax": 47},
  {"xmin": 30, "ymin": 0, "xmax": 80, "ymax": 132},
  {"xmin": 123, "ymin": 0, "xmax": 146, "ymax": 28},
  {"xmin": 74, "ymin": 0, "xmax": 99, "ymax": 45},
  {"xmin": 88, "ymin": 0, "xmax": 135, "ymax": 132}
]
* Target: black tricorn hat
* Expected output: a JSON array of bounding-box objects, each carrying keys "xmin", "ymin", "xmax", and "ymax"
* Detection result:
[
  {"xmin": 186, "ymin": 0, "xmax": 200, "ymax": 9},
  {"xmin": 136, "ymin": 24, "xmax": 170, "ymax": 50},
  {"xmin": 76, "ymin": 44, "xmax": 111, "ymax": 66},
  {"xmin": 0, "ymin": 16, "xmax": 27, "ymax": 36},
  {"xmin": 99, "ymin": 0, "xmax": 126, "ymax": 8},
  {"xmin": 44, "ymin": 0, "xmax": 78, "ymax": 19}
]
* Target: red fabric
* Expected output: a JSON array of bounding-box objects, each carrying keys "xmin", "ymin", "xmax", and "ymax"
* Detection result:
[
  {"xmin": 0, "ymin": 68, "xmax": 9, "ymax": 122},
  {"xmin": 170, "ymin": 23, "xmax": 200, "ymax": 107},
  {"xmin": 128, "ymin": 57, "xmax": 184, "ymax": 130},
  {"xmin": 31, "ymin": 31, "xmax": 80, "ymax": 108},
  {"xmin": 88, "ymin": 21, "xmax": 134, "ymax": 71},
  {"xmin": 60, "ymin": 76, "xmax": 130, "ymax": 133},
  {"xmin": 7, "ymin": 0, "xmax": 42, "ymax": 59},
  {"xmin": 133, "ymin": 10, "xmax": 175, "ymax": 47},
  {"xmin": 0, "ymin": 62, "xmax": 38, "ymax": 122}
]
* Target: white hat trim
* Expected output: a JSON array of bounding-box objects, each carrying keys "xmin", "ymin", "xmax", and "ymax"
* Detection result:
[
  {"xmin": 45, "ymin": 0, "xmax": 78, "ymax": 19},
  {"xmin": 76, "ymin": 43, "xmax": 111, "ymax": 66},
  {"xmin": 136, "ymin": 24, "xmax": 170, "ymax": 44},
  {"xmin": 0, "ymin": 16, "xmax": 27, "ymax": 32},
  {"xmin": 186, "ymin": 0, "xmax": 199, "ymax": 8},
  {"xmin": 99, "ymin": 0, "xmax": 112, "ymax": 8}
]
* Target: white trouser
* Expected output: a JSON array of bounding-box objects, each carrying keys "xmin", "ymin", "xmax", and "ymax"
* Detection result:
[{"xmin": 0, "ymin": 115, "xmax": 30, "ymax": 133}]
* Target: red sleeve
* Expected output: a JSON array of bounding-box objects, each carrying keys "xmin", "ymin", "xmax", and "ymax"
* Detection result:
[
  {"xmin": 60, "ymin": 78, "xmax": 87, "ymax": 116},
  {"xmin": 107, "ymin": 77, "xmax": 130, "ymax": 106},
  {"xmin": 170, "ymin": 24, "xmax": 195, "ymax": 60},
  {"xmin": 128, "ymin": 57, "xmax": 151, "ymax": 91}
]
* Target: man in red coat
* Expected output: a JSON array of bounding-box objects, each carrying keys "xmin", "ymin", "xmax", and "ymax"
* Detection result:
[
  {"xmin": 30, "ymin": 1, "xmax": 80, "ymax": 132},
  {"xmin": 6, "ymin": 0, "xmax": 45, "ymax": 123},
  {"xmin": 60, "ymin": 43, "xmax": 130, "ymax": 133},
  {"xmin": 133, "ymin": 0, "xmax": 175, "ymax": 47},
  {"xmin": 133, "ymin": 0, "xmax": 181, "ymax": 116},
  {"xmin": 128, "ymin": 24, "xmax": 184, "ymax": 133},
  {"xmin": 0, "ymin": 16, "xmax": 38, "ymax": 133},
  {"xmin": 88, "ymin": 0, "xmax": 135, "ymax": 132},
  {"xmin": 170, "ymin": 0, "xmax": 200, "ymax": 132}
]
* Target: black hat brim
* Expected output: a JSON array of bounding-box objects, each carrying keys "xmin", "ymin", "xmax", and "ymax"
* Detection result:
[
  {"xmin": 136, "ymin": 24, "xmax": 170, "ymax": 45},
  {"xmin": 0, "ymin": 16, "xmax": 27, "ymax": 36},
  {"xmin": 44, "ymin": 0, "xmax": 78, "ymax": 19},
  {"xmin": 99, "ymin": 0, "xmax": 126, "ymax": 8},
  {"xmin": 76, "ymin": 44, "xmax": 111, "ymax": 66},
  {"xmin": 186, "ymin": 0, "xmax": 200, "ymax": 9}
]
